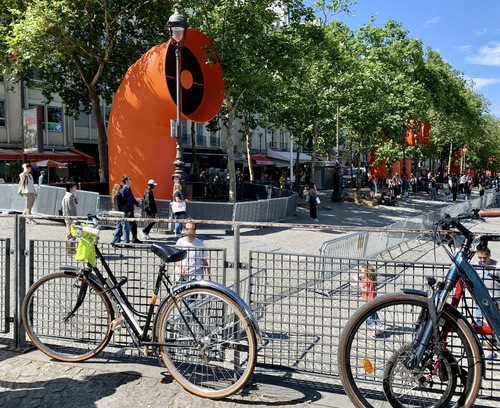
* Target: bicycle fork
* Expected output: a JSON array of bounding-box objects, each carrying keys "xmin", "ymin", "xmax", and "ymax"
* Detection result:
[{"xmin": 406, "ymin": 277, "xmax": 453, "ymax": 374}]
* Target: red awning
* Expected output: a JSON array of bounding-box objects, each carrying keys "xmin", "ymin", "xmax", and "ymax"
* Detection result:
[
  {"xmin": 0, "ymin": 147, "xmax": 96, "ymax": 165},
  {"xmin": 251, "ymin": 155, "xmax": 275, "ymax": 166}
]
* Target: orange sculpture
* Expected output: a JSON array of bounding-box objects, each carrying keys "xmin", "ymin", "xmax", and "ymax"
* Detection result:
[{"xmin": 108, "ymin": 28, "xmax": 225, "ymax": 199}]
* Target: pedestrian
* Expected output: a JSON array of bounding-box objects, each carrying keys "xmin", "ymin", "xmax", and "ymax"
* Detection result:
[
  {"xmin": 175, "ymin": 220, "xmax": 210, "ymax": 282},
  {"xmin": 19, "ymin": 163, "xmax": 38, "ymax": 224},
  {"xmin": 141, "ymin": 179, "xmax": 158, "ymax": 240},
  {"xmin": 464, "ymin": 180, "xmax": 472, "ymax": 200},
  {"xmin": 171, "ymin": 181, "xmax": 188, "ymax": 237},
  {"xmin": 429, "ymin": 174, "xmax": 437, "ymax": 200},
  {"xmin": 61, "ymin": 182, "xmax": 78, "ymax": 254},
  {"xmin": 475, "ymin": 246, "xmax": 500, "ymax": 360},
  {"xmin": 307, "ymin": 183, "xmax": 319, "ymax": 222},
  {"xmin": 409, "ymin": 173, "xmax": 417, "ymax": 194},
  {"xmin": 38, "ymin": 170, "xmax": 45, "ymax": 187},
  {"xmin": 359, "ymin": 264, "xmax": 384, "ymax": 335},
  {"xmin": 479, "ymin": 179, "xmax": 485, "ymax": 197},
  {"xmin": 443, "ymin": 176, "xmax": 451, "ymax": 202},
  {"xmin": 111, "ymin": 183, "xmax": 130, "ymax": 245},
  {"xmin": 451, "ymin": 179, "xmax": 458, "ymax": 202},
  {"xmin": 279, "ymin": 173, "xmax": 286, "ymax": 189},
  {"xmin": 122, "ymin": 175, "xmax": 142, "ymax": 243}
]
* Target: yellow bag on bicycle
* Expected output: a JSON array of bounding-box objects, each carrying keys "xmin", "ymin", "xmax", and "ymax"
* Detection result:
[{"xmin": 75, "ymin": 231, "xmax": 98, "ymax": 267}]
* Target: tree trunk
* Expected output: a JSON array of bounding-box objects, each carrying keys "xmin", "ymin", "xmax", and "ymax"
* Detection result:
[
  {"xmin": 245, "ymin": 123, "xmax": 254, "ymax": 183},
  {"xmin": 447, "ymin": 142, "xmax": 453, "ymax": 174},
  {"xmin": 226, "ymin": 101, "xmax": 237, "ymax": 203},
  {"xmin": 310, "ymin": 119, "xmax": 318, "ymax": 187},
  {"xmin": 89, "ymin": 87, "xmax": 108, "ymax": 182},
  {"xmin": 191, "ymin": 122, "xmax": 198, "ymax": 181}
]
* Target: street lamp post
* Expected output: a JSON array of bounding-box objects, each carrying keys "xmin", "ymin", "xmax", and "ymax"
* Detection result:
[
  {"xmin": 168, "ymin": 4, "xmax": 189, "ymax": 185},
  {"xmin": 331, "ymin": 103, "xmax": 343, "ymax": 202}
]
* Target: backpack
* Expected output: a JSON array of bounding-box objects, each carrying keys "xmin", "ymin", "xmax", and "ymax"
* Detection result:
[{"xmin": 18, "ymin": 176, "xmax": 27, "ymax": 196}]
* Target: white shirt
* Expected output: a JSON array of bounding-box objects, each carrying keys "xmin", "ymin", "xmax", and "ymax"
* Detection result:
[{"xmin": 175, "ymin": 237, "xmax": 208, "ymax": 281}]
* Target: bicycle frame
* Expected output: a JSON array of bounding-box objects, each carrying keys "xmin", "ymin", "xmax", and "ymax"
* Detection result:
[
  {"xmin": 407, "ymin": 215, "xmax": 500, "ymax": 369},
  {"xmin": 73, "ymin": 244, "xmax": 165, "ymax": 347},
  {"xmin": 67, "ymin": 239, "xmax": 262, "ymax": 352}
]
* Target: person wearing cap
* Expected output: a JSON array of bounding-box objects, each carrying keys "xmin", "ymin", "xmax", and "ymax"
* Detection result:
[
  {"xmin": 19, "ymin": 163, "xmax": 38, "ymax": 224},
  {"xmin": 141, "ymin": 179, "xmax": 158, "ymax": 240}
]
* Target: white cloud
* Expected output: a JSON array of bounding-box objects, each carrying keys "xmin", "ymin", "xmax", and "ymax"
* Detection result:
[
  {"xmin": 469, "ymin": 77, "xmax": 500, "ymax": 90},
  {"xmin": 423, "ymin": 16, "xmax": 441, "ymax": 27},
  {"xmin": 457, "ymin": 44, "xmax": 472, "ymax": 53},
  {"xmin": 467, "ymin": 41, "xmax": 500, "ymax": 66},
  {"xmin": 473, "ymin": 27, "xmax": 488, "ymax": 36}
]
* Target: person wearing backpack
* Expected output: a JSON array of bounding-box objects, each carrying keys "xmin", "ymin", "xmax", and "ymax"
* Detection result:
[{"xmin": 19, "ymin": 163, "xmax": 38, "ymax": 224}]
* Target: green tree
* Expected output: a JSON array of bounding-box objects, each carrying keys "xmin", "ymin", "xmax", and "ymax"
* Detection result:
[{"xmin": 0, "ymin": 0, "xmax": 172, "ymax": 181}]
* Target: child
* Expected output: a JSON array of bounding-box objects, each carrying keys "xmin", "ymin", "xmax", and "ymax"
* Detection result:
[{"xmin": 359, "ymin": 265, "xmax": 385, "ymax": 335}]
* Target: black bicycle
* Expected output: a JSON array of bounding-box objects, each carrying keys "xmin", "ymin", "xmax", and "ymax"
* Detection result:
[{"xmin": 22, "ymin": 212, "xmax": 260, "ymax": 399}]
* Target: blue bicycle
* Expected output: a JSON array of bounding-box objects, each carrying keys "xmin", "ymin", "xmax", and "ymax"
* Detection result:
[{"xmin": 338, "ymin": 209, "xmax": 500, "ymax": 407}]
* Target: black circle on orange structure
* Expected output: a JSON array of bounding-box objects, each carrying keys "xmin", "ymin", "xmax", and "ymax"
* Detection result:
[{"xmin": 165, "ymin": 44, "xmax": 204, "ymax": 116}]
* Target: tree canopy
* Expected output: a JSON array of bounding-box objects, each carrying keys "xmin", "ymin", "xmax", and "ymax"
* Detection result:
[{"xmin": 1, "ymin": 0, "xmax": 498, "ymax": 188}]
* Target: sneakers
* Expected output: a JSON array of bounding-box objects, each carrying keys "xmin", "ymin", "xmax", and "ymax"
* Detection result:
[
  {"xmin": 132, "ymin": 238, "xmax": 142, "ymax": 244},
  {"xmin": 141, "ymin": 231, "xmax": 151, "ymax": 240}
]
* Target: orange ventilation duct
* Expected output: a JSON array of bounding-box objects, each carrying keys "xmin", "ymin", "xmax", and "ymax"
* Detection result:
[{"xmin": 108, "ymin": 28, "xmax": 225, "ymax": 199}]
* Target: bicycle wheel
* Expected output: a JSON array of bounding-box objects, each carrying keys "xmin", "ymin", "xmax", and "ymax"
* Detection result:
[
  {"xmin": 338, "ymin": 293, "xmax": 482, "ymax": 408},
  {"xmin": 22, "ymin": 272, "xmax": 114, "ymax": 362},
  {"xmin": 156, "ymin": 287, "xmax": 258, "ymax": 399}
]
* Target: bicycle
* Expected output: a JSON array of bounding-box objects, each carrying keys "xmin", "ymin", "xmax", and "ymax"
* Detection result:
[
  {"xmin": 338, "ymin": 208, "xmax": 500, "ymax": 407},
  {"xmin": 22, "ymin": 212, "xmax": 261, "ymax": 399}
]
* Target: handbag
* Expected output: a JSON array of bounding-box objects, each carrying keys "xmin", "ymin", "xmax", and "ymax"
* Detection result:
[{"xmin": 171, "ymin": 201, "xmax": 186, "ymax": 214}]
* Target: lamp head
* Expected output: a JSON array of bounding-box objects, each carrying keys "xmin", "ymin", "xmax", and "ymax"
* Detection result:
[{"xmin": 168, "ymin": 4, "xmax": 188, "ymax": 44}]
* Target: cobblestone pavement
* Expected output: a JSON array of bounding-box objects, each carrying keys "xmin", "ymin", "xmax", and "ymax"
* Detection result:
[{"xmin": 1, "ymin": 189, "xmax": 498, "ymax": 407}]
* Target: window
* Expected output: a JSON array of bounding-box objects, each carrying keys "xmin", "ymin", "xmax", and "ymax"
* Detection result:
[
  {"xmin": 210, "ymin": 131, "xmax": 219, "ymax": 147},
  {"xmin": 0, "ymin": 100, "xmax": 5, "ymax": 127},
  {"xmin": 47, "ymin": 106, "xmax": 63, "ymax": 132},
  {"xmin": 181, "ymin": 121, "xmax": 189, "ymax": 144}
]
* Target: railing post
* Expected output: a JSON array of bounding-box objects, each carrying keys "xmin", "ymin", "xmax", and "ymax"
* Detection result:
[
  {"xmin": 233, "ymin": 223, "xmax": 241, "ymax": 297},
  {"xmin": 14, "ymin": 215, "xmax": 27, "ymax": 350}
]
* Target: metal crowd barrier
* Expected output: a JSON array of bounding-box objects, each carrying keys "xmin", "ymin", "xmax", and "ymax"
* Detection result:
[
  {"xmin": 248, "ymin": 250, "xmax": 499, "ymax": 399},
  {"xmin": 320, "ymin": 193, "xmax": 497, "ymax": 260},
  {"xmin": 0, "ymin": 183, "xmax": 297, "ymax": 224},
  {"xmin": 0, "ymin": 238, "xmax": 10, "ymax": 335},
  {"xmin": 0, "ymin": 199, "xmax": 498, "ymax": 399}
]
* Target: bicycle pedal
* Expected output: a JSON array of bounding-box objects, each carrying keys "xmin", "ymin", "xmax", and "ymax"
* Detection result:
[{"xmin": 111, "ymin": 317, "xmax": 125, "ymax": 331}]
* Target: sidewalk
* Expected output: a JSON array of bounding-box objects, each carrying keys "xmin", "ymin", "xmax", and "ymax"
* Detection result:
[{"xmin": 0, "ymin": 189, "xmax": 496, "ymax": 407}]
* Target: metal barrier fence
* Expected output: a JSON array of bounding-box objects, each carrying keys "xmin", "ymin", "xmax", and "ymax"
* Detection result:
[
  {"xmin": 248, "ymin": 251, "xmax": 499, "ymax": 398},
  {"xmin": 320, "ymin": 193, "xmax": 497, "ymax": 259},
  {"xmin": 0, "ymin": 193, "xmax": 499, "ymax": 399},
  {"xmin": 0, "ymin": 183, "xmax": 297, "ymax": 225},
  {"xmin": 0, "ymin": 238, "xmax": 10, "ymax": 334},
  {"xmin": 27, "ymin": 239, "xmax": 229, "ymax": 348}
]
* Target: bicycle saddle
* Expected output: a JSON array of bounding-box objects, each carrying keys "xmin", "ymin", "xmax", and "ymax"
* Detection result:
[{"xmin": 150, "ymin": 243, "xmax": 187, "ymax": 263}]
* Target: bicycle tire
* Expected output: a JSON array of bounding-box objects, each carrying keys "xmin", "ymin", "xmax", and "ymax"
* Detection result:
[
  {"xmin": 22, "ymin": 272, "xmax": 114, "ymax": 362},
  {"xmin": 338, "ymin": 293, "xmax": 482, "ymax": 408},
  {"xmin": 156, "ymin": 287, "xmax": 258, "ymax": 399}
]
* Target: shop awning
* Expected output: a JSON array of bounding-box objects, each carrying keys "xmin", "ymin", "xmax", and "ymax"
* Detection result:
[
  {"xmin": 251, "ymin": 155, "xmax": 275, "ymax": 166},
  {"xmin": 0, "ymin": 147, "xmax": 96, "ymax": 165},
  {"xmin": 266, "ymin": 148, "xmax": 312, "ymax": 164}
]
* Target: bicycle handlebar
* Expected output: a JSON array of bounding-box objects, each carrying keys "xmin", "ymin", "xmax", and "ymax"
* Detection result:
[{"xmin": 478, "ymin": 209, "xmax": 500, "ymax": 218}]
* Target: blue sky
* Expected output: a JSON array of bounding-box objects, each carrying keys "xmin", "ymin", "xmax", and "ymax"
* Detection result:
[{"xmin": 309, "ymin": 0, "xmax": 500, "ymax": 117}]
